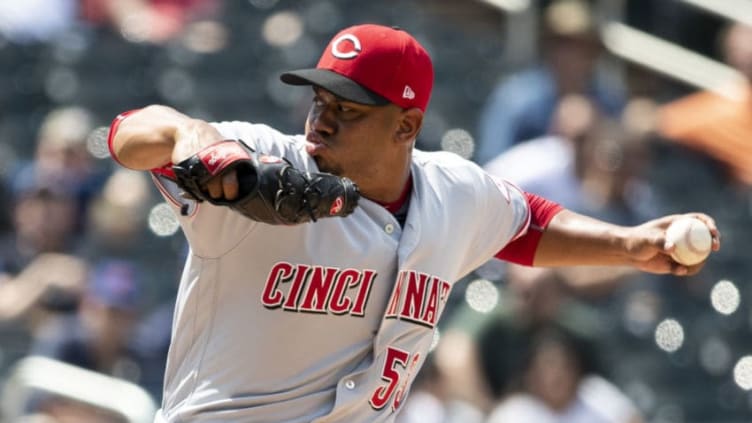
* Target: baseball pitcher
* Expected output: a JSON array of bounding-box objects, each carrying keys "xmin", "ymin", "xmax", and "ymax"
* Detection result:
[{"xmin": 108, "ymin": 24, "xmax": 720, "ymax": 423}]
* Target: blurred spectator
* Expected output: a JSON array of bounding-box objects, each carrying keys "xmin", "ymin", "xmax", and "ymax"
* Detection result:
[
  {"xmin": 1, "ymin": 355, "xmax": 157, "ymax": 422},
  {"xmin": 484, "ymin": 94, "xmax": 658, "ymax": 225},
  {"xmin": 0, "ymin": 253, "xmax": 86, "ymax": 324},
  {"xmin": 475, "ymin": 315, "xmax": 530, "ymax": 402},
  {"xmin": 475, "ymin": 0, "xmax": 625, "ymax": 165},
  {"xmin": 0, "ymin": 184, "xmax": 81, "ymax": 276},
  {"xmin": 395, "ymin": 356, "xmax": 449, "ymax": 423},
  {"xmin": 0, "ymin": 106, "xmax": 102, "ymax": 364},
  {"xmin": 30, "ymin": 259, "xmax": 144, "ymax": 383},
  {"xmin": 9, "ymin": 106, "xmax": 107, "ymax": 233},
  {"xmin": 483, "ymin": 94, "xmax": 596, "ymax": 209},
  {"xmin": 568, "ymin": 105, "xmax": 656, "ymax": 224},
  {"xmin": 482, "ymin": 322, "xmax": 642, "ymax": 423},
  {"xmin": 472, "ymin": 280, "xmax": 641, "ymax": 423},
  {"xmin": 658, "ymin": 22, "xmax": 752, "ymax": 187},
  {"xmin": 0, "ymin": 178, "xmax": 88, "ymax": 371},
  {"xmin": 82, "ymin": 168, "xmax": 151, "ymax": 259},
  {"xmin": 0, "ymin": 1, "xmax": 78, "ymax": 44},
  {"xmin": 79, "ymin": 0, "xmax": 221, "ymax": 44},
  {"xmin": 425, "ymin": 328, "xmax": 489, "ymax": 423}
]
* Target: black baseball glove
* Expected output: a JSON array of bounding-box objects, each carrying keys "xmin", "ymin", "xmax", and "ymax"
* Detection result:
[{"xmin": 172, "ymin": 140, "xmax": 360, "ymax": 225}]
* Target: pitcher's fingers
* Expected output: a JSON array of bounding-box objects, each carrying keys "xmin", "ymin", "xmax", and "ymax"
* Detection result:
[
  {"xmin": 206, "ymin": 177, "xmax": 223, "ymax": 199},
  {"xmin": 670, "ymin": 261, "xmax": 689, "ymax": 276},
  {"xmin": 222, "ymin": 171, "xmax": 239, "ymax": 201},
  {"xmin": 688, "ymin": 213, "xmax": 721, "ymax": 250}
]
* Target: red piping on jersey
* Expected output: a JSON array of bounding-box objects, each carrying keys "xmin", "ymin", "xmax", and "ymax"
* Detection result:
[
  {"xmin": 376, "ymin": 174, "xmax": 413, "ymax": 214},
  {"xmin": 107, "ymin": 109, "xmax": 140, "ymax": 167},
  {"xmin": 495, "ymin": 192, "xmax": 563, "ymax": 266}
]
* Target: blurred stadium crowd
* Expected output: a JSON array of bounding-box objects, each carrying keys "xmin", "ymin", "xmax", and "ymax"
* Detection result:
[{"xmin": 0, "ymin": 0, "xmax": 751, "ymax": 422}]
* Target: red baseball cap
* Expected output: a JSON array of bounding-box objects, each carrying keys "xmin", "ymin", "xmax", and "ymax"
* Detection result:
[{"xmin": 280, "ymin": 24, "xmax": 434, "ymax": 112}]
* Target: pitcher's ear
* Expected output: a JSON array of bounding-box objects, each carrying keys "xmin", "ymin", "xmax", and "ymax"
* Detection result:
[{"xmin": 395, "ymin": 108, "xmax": 423, "ymax": 144}]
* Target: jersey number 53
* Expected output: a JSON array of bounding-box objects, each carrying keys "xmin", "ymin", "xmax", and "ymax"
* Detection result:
[{"xmin": 369, "ymin": 347, "xmax": 421, "ymax": 411}]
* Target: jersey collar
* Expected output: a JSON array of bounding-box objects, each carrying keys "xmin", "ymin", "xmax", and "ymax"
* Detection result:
[{"xmin": 377, "ymin": 174, "xmax": 413, "ymax": 214}]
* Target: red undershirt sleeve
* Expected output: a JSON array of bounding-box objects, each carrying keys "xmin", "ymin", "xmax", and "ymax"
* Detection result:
[{"xmin": 494, "ymin": 192, "xmax": 564, "ymax": 266}]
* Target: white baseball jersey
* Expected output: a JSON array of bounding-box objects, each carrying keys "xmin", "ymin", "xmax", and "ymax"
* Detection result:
[{"xmin": 150, "ymin": 121, "xmax": 530, "ymax": 422}]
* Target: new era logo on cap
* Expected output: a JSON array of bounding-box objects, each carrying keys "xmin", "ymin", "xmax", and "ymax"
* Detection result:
[
  {"xmin": 402, "ymin": 85, "xmax": 415, "ymax": 100},
  {"xmin": 280, "ymin": 24, "xmax": 434, "ymax": 112}
]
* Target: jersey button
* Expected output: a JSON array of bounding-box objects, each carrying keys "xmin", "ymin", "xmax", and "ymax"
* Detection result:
[
  {"xmin": 384, "ymin": 223, "xmax": 395, "ymax": 234},
  {"xmin": 344, "ymin": 380, "xmax": 356, "ymax": 390}
]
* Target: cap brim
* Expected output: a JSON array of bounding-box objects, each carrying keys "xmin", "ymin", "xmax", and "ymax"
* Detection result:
[{"xmin": 280, "ymin": 69, "xmax": 390, "ymax": 106}]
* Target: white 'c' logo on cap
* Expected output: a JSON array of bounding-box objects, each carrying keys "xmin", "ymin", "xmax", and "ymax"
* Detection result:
[{"xmin": 331, "ymin": 34, "xmax": 361, "ymax": 59}]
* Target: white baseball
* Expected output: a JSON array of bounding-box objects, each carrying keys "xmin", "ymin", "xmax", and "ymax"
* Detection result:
[{"xmin": 665, "ymin": 216, "xmax": 712, "ymax": 266}]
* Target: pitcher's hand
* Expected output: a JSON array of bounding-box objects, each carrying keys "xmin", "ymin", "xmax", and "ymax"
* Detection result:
[
  {"xmin": 172, "ymin": 120, "xmax": 239, "ymax": 201},
  {"xmin": 624, "ymin": 213, "xmax": 720, "ymax": 275}
]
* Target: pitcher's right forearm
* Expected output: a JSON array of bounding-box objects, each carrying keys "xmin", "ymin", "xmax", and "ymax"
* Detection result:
[{"xmin": 109, "ymin": 105, "xmax": 192, "ymax": 170}]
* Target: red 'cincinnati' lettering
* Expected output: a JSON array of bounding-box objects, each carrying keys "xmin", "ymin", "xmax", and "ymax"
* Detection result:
[
  {"xmin": 384, "ymin": 270, "xmax": 451, "ymax": 328},
  {"xmin": 261, "ymin": 262, "xmax": 377, "ymax": 317},
  {"xmin": 283, "ymin": 264, "xmax": 311, "ymax": 311},
  {"xmin": 261, "ymin": 262, "xmax": 294, "ymax": 308},
  {"xmin": 400, "ymin": 272, "xmax": 429, "ymax": 320},
  {"xmin": 384, "ymin": 272, "xmax": 405, "ymax": 318},
  {"xmin": 299, "ymin": 267, "xmax": 339, "ymax": 313},
  {"xmin": 351, "ymin": 270, "xmax": 376, "ymax": 316}
]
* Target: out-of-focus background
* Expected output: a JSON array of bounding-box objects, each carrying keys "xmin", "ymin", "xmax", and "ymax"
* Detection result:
[{"xmin": 0, "ymin": 0, "xmax": 750, "ymax": 422}]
